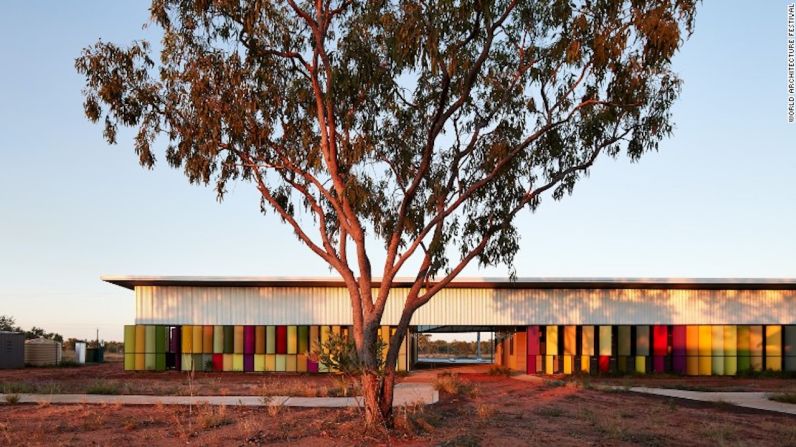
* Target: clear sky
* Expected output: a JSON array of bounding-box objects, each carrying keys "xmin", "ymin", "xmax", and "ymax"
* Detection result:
[{"xmin": 1, "ymin": 1, "xmax": 794, "ymax": 342}]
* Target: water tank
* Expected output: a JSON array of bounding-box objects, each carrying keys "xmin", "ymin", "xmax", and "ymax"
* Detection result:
[
  {"xmin": 24, "ymin": 338, "xmax": 63, "ymax": 366},
  {"xmin": 0, "ymin": 332, "xmax": 25, "ymax": 369}
]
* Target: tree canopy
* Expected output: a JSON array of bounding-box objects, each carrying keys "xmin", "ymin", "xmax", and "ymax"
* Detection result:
[{"xmin": 77, "ymin": 0, "xmax": 697, "ymax": 425}]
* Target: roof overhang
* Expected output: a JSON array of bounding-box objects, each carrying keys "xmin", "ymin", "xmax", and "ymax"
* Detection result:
[{"xmin": 101, "ymin": 275, "xmax": 796, "ymax": 291}]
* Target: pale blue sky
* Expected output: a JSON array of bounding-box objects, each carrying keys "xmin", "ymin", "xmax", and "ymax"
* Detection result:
[{"xmin": 1, "ymin": 1, "xmax": 794, "ymax": 341}]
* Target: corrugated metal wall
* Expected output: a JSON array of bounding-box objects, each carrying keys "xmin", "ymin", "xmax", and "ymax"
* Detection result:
[{"xmin": 134, "ymin": 286, "xmax": 796, "ymax": 326}]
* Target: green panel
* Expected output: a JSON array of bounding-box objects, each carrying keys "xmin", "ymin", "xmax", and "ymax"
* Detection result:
[
  {"xmin": 124, "ymin": 325, "xmax": 136, "ymax": 354},
  {"xmin": 712, "ymin": 356, "xmax": 725, "ymax": 375},
  {"xmin": 155, "ymin": 326, "xmax": 166, "ymax": 354},
  {"xmin": 266, "ymin": 326, "xmax": 276, "ymax": 354},
  {"xmin": 145, "ymin": 352, "xmax": 156, "ymax": 371},
  {"xmin": 213, "ymin": 325, "xmax": 224, "ymax": 353},
  {"xmin": 785, "ymin": 356, "xmax": 796, "ymax": 372},
  {"xmin": 275, "ymin": 354, "xmax": 287, "ymax": 372},
  {"xmin": 617, "ymin": 326, "xmax": 631, "ymax": 356},
  {"xmin": 223, "ymin": 326, "xmax": 234, "ymax": 353},
  {"xmin": 156, "ymin": 353, "xmax": 166, "ymax": 371},
  {"xmin": 737, "ymin": 326, "xmax": 751, "ymax": 357},
  {"xmin": 124, "ymin": 353, "xmax": 135, "ymax": 370},
  {"xmin": 298, "ymin": 326, "xmax": 309, "ymax": 353},
  {"xmin": 737, "ymin": 356, "xmax": 751, "ymax": 372},
  {"xmin": 636, "ymin": 326, "xmax": 650, "ymax": 356},
  {"xmin": 724, "ymin": 355, "xmax": 737, "ymax": 376},
  {"xmin": 145, "ymin": 325, "xmax": 156, "ymax": 353},
  {"xmin": 784, "ymin": 325, "xmax": 796, "ymax": 357},
  {"xmin": 287, "ymin": 326, "xmax": 298, "ymax": 354},
  {"xmin": 193, "ymin": 354, "xmax": 205, "ymax": 372},
  {"xmin": 711, "ymin": 326, "xmax": 724, "ymax": 357}
]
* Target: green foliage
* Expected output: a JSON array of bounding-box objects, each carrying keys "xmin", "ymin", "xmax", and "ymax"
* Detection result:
[
  {"xmin": 768, "ymin": 392, "xmax": 796, "ymax": 404},
  {"xmin": 4, "ymin": 394, "xmax": 20, "ymax": 405},
  {"xmin": 75, "ymin": 0, "xmax": 698, "ymax": 282},
  {"xmin": 0, "ymin": 315, "xmax": 63, "ymax": 342},
  {"xmin": 313, "ymin": 333, "xmax": 385, "ymax": 376}
]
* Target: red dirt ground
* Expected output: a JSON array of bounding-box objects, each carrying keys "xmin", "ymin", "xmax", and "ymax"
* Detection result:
[{"xmin": 1, "ymin": 368, "xmax": 794, "ymax": 446}]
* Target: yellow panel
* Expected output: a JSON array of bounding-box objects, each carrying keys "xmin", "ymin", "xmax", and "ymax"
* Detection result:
[
  {"xmin": 234, "ymin": 326, "xmax": 244, "ymax": 353},
  {"xmin": 581, "ymin": 326, "xmax": 594, "ymax": 356},
  {"xmin": 331, "ymin": 326, "xmax": 341, "ymax": 336},
  {"xmin": 563, "ymin": 355, "xmax": 573, "ymax": 374},
  {"xmin": 266, "ymin": 326, "xmax": 276, "ymax": 354},
  {"xmin": 135, "ymin": 352, "xmax": 145, "ymax": 371},
  {"xmin": 223, "ymin": 354, "xmax": 233, "ymax": 371},
  {"xmin": 737, "ymin": 326, "xmax": 750, "ymax": 356},
  {"xmin": 232, "ymin": 353, "xmax": 244, "ymax": 372},
  {"xmin": 254, "ymin": 354, "xmax": 265, "ymax": 372},
  {"xmin": 698, "ymin": 356, "xmax": 712, "ymax": 376},
  {"xmin": 287, "ymin": 326, "xmax": 298, "ymax": 354},
  {"xmin": 635, "ymin": 356, "xmax": 646, "ymax": 374},
  {"xmin": 297, "ymin": 354, "xmax": 307, "ymax": 372},
  {"xmin": 181, "ymin": 325, "xmax": 193, "ymax": 354},
  {"xmin": 564, "ymin": 326, "xmax": 576, "ymax": 355},
  {"xmin": 766, "ymin": 326, "xmax": 782, "ymax": 356},
  {"xmin": 545, "ymin": 355, "xmax": 554, "ymax": 374},
  {"xmin": 213, "ymin": 326, "xmax": 224, "ymax": 354},
  {"xmin": 135, "ymin": 325, "xmax": 146, "ymax": 354},
  {"xmin": 698, "ymin": 326, "xmax": 712, "ymax": 357},
  {"xmin": 749, "ymin": 326, "xmax": 764, "ymax": 356},
  {"xmin": 265, "ymin": 354, "xmax": 276, "ymax": 372},
  {"xmin": 309, "ymin": 326, "xmax": 320, "ymax": 352},
  {"xmin": 767, "ymin": 356, "xmax": 782, "ymax": 371},
  {"xmin": 546, "ymin": 326, "xmax": 558, "ymax": 356},
  {"xmin": 686, "ymin": 325, "xmax": 699, "ymax": 357},
  {"xmin": 286, "ymin": 355, "xmax": 297, "ymax": 372},
  {"xmin": 599, "ymin": 326, "xmax": 612, "ymax": 356},
  {"xmin": 275, "ymin": 354, "xmax": 287, "ymax": 372},
  {"xmin": 580, "ymin": 356, "xmax": 590, "ymax": 373},
  {"xmin": 751, "ymin": 355, "xmax": 763, "ymax": 371},
  {"xmin": 192, "ymin": 326, "xmax": 203, "ymax": 354},
  {"xmin": 636, "ymin": 326, "xmax": 649, "ymax": 357}
]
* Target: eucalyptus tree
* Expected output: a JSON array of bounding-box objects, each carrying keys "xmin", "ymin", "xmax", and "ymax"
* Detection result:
[{"xmin": 77, "ymin": 0, "xmax": 697, "ymax": 426}]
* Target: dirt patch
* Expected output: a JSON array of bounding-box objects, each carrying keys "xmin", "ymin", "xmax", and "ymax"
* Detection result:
[
  {"xmin": 0, "ymin": 362, "xmax": 358, "ymax": 397},
  {"xmin": 1, "ymin": 372, "xmax": 794, "ymax": 446}
]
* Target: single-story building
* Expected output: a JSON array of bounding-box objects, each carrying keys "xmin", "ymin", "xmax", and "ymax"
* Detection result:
[{"xmin": 104, "ymin": 276, "xmax": 796, "ymax": 375}]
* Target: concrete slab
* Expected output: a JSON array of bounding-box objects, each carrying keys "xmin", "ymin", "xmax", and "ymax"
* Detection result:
[
  {"xmin": 0, "ymin": 383, "xmax": 438, "ymax": 408},
  {"xmin": 624, "ymin": 387, "xmax": 796, "ymax": 416}
]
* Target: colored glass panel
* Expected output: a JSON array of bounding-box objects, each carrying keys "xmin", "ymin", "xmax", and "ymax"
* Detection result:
[
  {"xmin": 581, "ymin": 326, "xmax": 595, "ymax": 356},
  {"xmin": 124, "ymin": 353, "xmax": 135, "ymax": 371},
  {"xmin": 233, "ymin": 353, "xmax": 244, "ymax": 372},
  {"xmin": 298, "ymin": 326, "xmax": 309, "ymax": 353},
  {"xmin": 265, "ymin": 354, "xmax": 276, "ymax": 372},
  {"xmin": 599, "ymin": 356, "xmax": 610, "ymax": 373},
  {"xmin": 635, "ymin": 356, "xmax": 646, "ymax": 374},
  {"xmin": 750, "ymin": 326, "xmax": 764, "ymax": 356},
  {"xmin": 156, "ymin": 326, "xmax": 166, "ymax": 354},
  {"xmin": 276, "ymin": 326, "xmax": 287, "ymax": 354},
  {"xmin": 545, "ymin": 326, "xmax": 558, "ymax": 356},
  {"xmin": 181, "ymin": 353, "xmax": 193, "ymax": 371},
  {"xmin": 564, "ymin": 326, "xmax": 576, "ymax": 356},
  {"xmin": 766, "ymin": 326, "xmax": 782, "ymax": 371},
  {"xmin": 143, "ymin": 353, "xmax": 156, "ymax": 370},
  {"xmin": 527, "ymin": 326, "xmax": 540, "ymax": 356},
  {"xmin": 563, "ymin": 355, "xmax": 573, "ymax": 374},
  {"xmin": 145, "ymin": 326, "xmax": 156, "ymax": 353},
  {"xmin": 653, "ymin": 325, "xmax": 668, "ymax": 356},
  {"xmin": 213, "ymin": 326, "xmax": 224, "ymax": 353},
  {"xmin": 202, "ymin": 326, "xmax": 213, "ymax": 353},
  {"xmin": 275, "ymin": 354, "xmax": 287, "ymax": 372},
  {"xmin": 617, "ymin": 326, "xmax": 631, "ymax": 356},
  {"xmin": 255, "ymin": 326, "xmax": 266, "ymax": 354},
  {"xmin": 124, "ymin": 326, "xmax": 136, "ymax": 354},
  {"xmin": 297, "ymin": 354, "xmax": 308, "ymax": 372},
  {"xmin": 599, "ymin": 326, "xmax": 612, "ymax": 356},
  {"xmin": 192, "ymin": 326, "xmax": 203, "ymax": 354},
  {"xmin": 169, "ymin": 327, "xmax": 180, "ymax": 353},
  {"xmin": 244, "ymin": 354, "xmax": 254, "ymax": 372},
  {"xmin": 234, "ymin": 326, "xmax": 244, "ymax": 354},
  {"xmin": 212, "ymin": 354, "xmax": 223, "ymax": 371},
  {"xmin": 266, "ymin": 326, "xmax": 276, "ymax": 354},
  {"xmin": 309, "ymin": 325, "xmax": 320, "ymax": 353},
  {"xmin": 287, "ymin": 326, "xmax": 298, "ymax": 354},
  {"xmin": 636, "ymin": 326, "xmax": 650, "ymax": 356},
  {"xmin": 223, "ymin": 326, "xmax": 234, "ymax": 353},
  {"xmin": 244, "ymin": 326, "xmax": 255, "ymax": 354},
  {"xmin": 181, "ymin": 325, "xmax": 192, "ymax": 353},
  {"xmin": 223, "ymin": 354, "xmax": 233, "ymax": 371},
  {"xmin": 254, "ymin": 354, "xmax": 265, "ymax": 372},
  {"xmin": 286, "ymin": 355, "xmax": 297, "ymax": 372},
  {"xmin": 135, "ymin": 325, "xmax": 146, "ymax": 353},
  {"xmin": 784, "ymin": 326, "xmax": 796, "ymax": 357}
]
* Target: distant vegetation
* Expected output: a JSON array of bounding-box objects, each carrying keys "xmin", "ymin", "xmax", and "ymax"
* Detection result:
[
  {"xmin": 417, "ymin": 334, "xmax": 492, "ymax": 358},
  {"xmin": 0, "ymin": 315, "xmax": 63, "ymax": 342}
]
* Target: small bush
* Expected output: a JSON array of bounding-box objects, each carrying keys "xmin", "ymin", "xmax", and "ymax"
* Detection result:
[
  {"xmin": 433, "ymin": 373, "xmax": 475, "ymax": 397},
  {"xmin": 768, "ymin": 392, "xmax": 796, "ymax": 404},
  {"xmin": 487, "ymin": 366, "xmax": 512, "ymax": 376},
  {"xmin": 85, "ymin": 380, "xmax": 122, "ymax": 395},
  {"xmin": 196, "ymin": 404, "xmax": 233, "ymax": 429},
  {"xmin": 4, "ymin": 394, "xmax": 20, "ymax": 405}
]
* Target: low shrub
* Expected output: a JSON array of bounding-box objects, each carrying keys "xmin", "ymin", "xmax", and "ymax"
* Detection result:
[
  {"xmin": 487, "ymin": 366, "xmax": 512, "ymax": 376},
  {"xmin": 196, "ymin": 404, "xmax": 233, "ymax": 429},
  {"xmin": 768, "ymin": 392, "xmax": 796, "ymax": 404},
  {"xmin": 4, "ymin": 394, "xmax": 20, "ymax": 405},
  {"xmin": 433, "ymin": 372, "xmax": 475, "ymax": 397}
]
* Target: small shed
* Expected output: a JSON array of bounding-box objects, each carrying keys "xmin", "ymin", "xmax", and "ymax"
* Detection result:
[
  {"xmin": 24, "ymin": 338, "xmax": 63, "ymax": 366},
  {"xmin": 0, "ymin": 332, "xmax": 25, "ymax": 369}
]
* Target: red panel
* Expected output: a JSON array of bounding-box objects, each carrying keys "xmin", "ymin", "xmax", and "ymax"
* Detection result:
[
  {"xmin": 276, "ymin": 326, "xmax": 287, "ymax": 354},
  {"xmin": 672, "ymin": 325, "xmax": 686, "ymax": 357},
  {"xmin": 526, "ymin": 355, "xmax": 537, "ymax": 374},
  {"xmin": 653, "ymin": 356, "xmax": 666, "ymax": 373},
  {"xmin": 527, "ymin": 326, "xmax": 540, "ymax": 356},
  {"xmin": 653, "ymin": 325, "xmax": 668, "ymax": 356},
  {"xmin": 212, "ymin": 353, "xmax": 223, "ymax": 371},
  {"xmin": 307, "ymin": 360, "xmax": 319, "ymax": 373},
  {"xmin": 599, "ymin": 355, "xmax": 610, "ymax": 373}
]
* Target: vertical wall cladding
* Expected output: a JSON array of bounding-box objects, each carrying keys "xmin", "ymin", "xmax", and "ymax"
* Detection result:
[
  {"xmin": 123, "ymin": 324, "xmax": 410, "ymax": 373},
  {"xmin": 502, "ymin": 325, "xmax": 796, "ymax": 376}
]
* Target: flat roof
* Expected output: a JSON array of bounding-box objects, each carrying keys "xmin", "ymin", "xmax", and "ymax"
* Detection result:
[{"xmin": 101, "ymin": 275, "xmax": 796, "ymax": 291}]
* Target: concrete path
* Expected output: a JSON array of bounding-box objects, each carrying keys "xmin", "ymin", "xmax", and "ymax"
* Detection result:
[
  {"xmin": 623, "ymin": 387, "xmax": 796, "ymax": 416},
  {"xmin": 0, "ymin": 382, "xmax": 438, "ymax": 408}
]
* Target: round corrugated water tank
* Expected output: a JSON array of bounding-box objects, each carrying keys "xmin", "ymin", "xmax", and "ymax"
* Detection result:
[{"xmin": 24, "ymin": 338, "xmax": 63, "ymax": 366}]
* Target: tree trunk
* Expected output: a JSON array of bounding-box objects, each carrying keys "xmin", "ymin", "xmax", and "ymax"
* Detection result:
[{"xmin": 361, "ymin": 372, "xmax": 387, "ymax": 428}]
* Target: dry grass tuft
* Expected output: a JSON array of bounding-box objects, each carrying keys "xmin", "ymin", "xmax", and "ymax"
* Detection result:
[
  {"xmin": 433, "ymin": 373, "xmax": 476, "ymax": 398},
  {"xmin": 3, "ymin": 394, "xmax": 20, "ymax": 405},
  {"xmin": 768, "ymin": 392, "xmax": 796, "ymax": 404},
  {"xmin": 487, "ymin": 365, "xmax": 512, "ymax": 376},
  {"xmin": 196, "ymin": 404, "xmax": 234, "ymax": 430}
]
